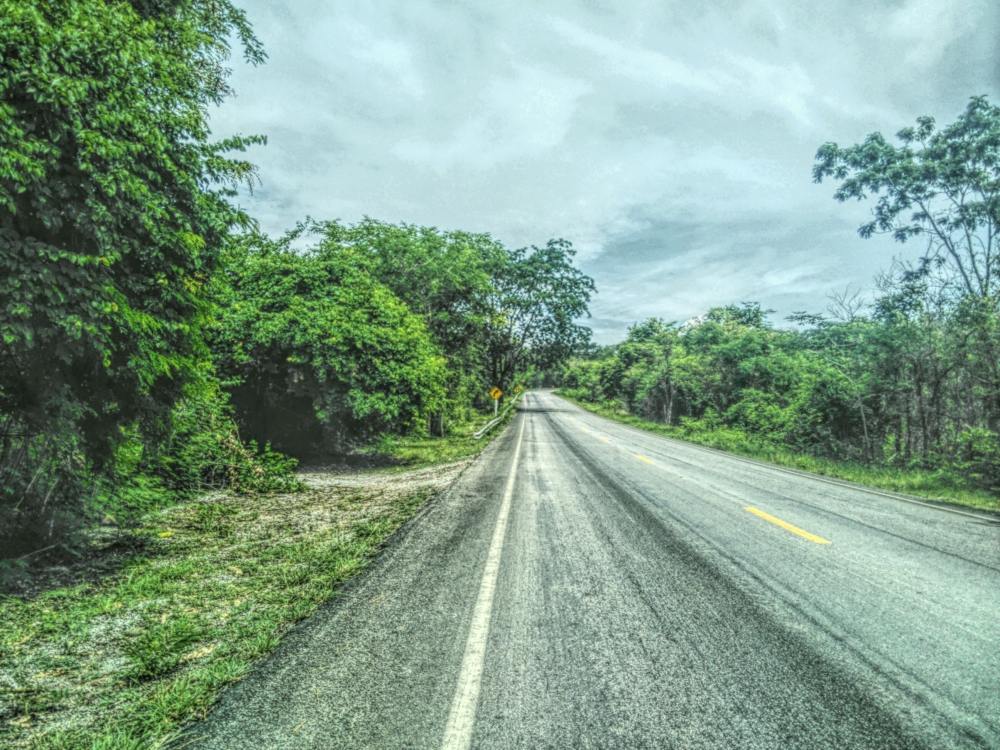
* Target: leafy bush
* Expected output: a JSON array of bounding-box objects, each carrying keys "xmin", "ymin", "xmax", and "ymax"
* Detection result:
[
  {"xmin": 93, "ymin": 375, "xmax": 301, "ymax": 529},
  {"xmin": 211, "ymin": 234, "xmax": 449, "ymax": 455},
  {"xmin": 146, "ymin": 374, "xmax": 300, "ymax": 496},
  {"xmin": 953, "ymin": 428, "xmax": 1000, "ymax": 491},
  {"xmin": 2, "ymin": 371, "xmax": 300, "ymax": 560}
]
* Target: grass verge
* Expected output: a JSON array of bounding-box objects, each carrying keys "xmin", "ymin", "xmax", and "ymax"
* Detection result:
[
  {"xmin": 0, "ymin": 458, "xmax": 469, "ymax": 749},
  {"xmin": 367, "ymin": 429, "xmax": 484, "ymax": 469},
  {"xmin": 364, "ymin": 406, "xmax": 519, "ymax": 470},
  {"xmin": 557, "ymin": 393, "xmax": 999, "ymax": 513}
]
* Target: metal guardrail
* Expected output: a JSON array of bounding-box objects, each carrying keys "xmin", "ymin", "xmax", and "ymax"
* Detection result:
[{"xmin": 473, "ymin": 393, "xmax": 523, "ymax": 439}]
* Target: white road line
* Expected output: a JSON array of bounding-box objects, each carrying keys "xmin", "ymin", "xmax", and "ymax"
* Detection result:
[{"xmin": 441, "ymin": 412, "xmax": 526, "ymax": 750}]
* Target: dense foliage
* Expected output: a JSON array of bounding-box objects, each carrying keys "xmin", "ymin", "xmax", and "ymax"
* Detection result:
[
  {"xmin": 305, "ymin": 219, "xmax": 506, "ymax": 426},
  {"xmin": 1, "ymin": 0, "xmax": 276, "ymax": 556},
  {"xmin": 211, "ymin": 231, "xmax": 448, "ymax": 454},
  {"xmin": 560, "ymin": 293, "xmax": 1000, "ymax": 492},
  {"xmin": 0, "ymin": 0, "xmax": 594, "ymax": 566}
]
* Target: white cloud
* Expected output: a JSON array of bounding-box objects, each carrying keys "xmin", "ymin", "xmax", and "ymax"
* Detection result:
[
  {"xmin": 546, "ymin": 15, "xmax": 736, "ymax": 95},
  {"xmin": 392, "ymin": 64, "xmax": 591, "ymax": 171}
]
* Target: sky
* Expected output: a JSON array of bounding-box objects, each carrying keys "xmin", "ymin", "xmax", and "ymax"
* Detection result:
[{"xmin": 211, "ymin": 0, "xmax": 1000, "ymax": 342}]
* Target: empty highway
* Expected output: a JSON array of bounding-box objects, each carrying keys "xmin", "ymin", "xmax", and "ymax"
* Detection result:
[{"xmin": 191, "ymin": 390, "xmax": 1000, "ymax": 749}]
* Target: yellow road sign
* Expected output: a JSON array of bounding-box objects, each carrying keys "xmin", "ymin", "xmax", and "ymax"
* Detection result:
[{"xmin": 490, "ymin": 387, "xmax": 503, "ymax": 400}]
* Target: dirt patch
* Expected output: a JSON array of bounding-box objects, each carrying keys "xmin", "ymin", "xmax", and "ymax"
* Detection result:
[{"xmin": 299, "ymin": 459, "xmax": 469, "ymax": 495}]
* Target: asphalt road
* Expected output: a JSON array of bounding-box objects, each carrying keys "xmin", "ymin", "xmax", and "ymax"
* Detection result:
[{"xmin": 190, "ymin": 391, "xmax": 1000, "ymax": 749}]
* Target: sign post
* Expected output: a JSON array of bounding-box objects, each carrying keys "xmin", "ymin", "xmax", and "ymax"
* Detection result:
[{"xmin": 489, "ymin": 387, "xmax": 503, "ymax": 417}]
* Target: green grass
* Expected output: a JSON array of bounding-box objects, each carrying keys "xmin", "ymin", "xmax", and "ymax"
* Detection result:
[
  {"xmin": 557, "ymin": 393, "xmax": 999, "ymax": 513},
  {"xmin": 365, "ymin": 405, "xmax": 518, "ymax": 470},
  {"xmin": 0, "ymin": 481, "xmax": 437, "ymax": 749},
  {"xmin": 369, "ymin": 429, "xmax": 484, "ymax": 469}
]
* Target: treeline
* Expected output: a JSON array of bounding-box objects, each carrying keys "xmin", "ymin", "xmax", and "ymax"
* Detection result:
[
  {"xmin": 561, "ymin": 294, "xmax": 999, "ymax": 491},
  {"xmin": 0, "ymin": 2, "xmax": 592, "ymax": 557},
  {"xmin": 561, "ymin": 97, "xmax": 1000, "ymax": 496}
]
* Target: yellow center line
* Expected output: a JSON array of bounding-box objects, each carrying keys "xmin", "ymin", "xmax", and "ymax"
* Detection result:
[
  {"xmin": 744, "ymin": 506, "xmax": 831, "ymax": 545},
  {"xmin": 634, "ymin": 453, "xmax": 654, "ymax": 464}
]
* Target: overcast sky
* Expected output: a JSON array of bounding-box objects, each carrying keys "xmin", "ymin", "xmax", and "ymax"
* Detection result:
[{"xmin": 211, "ymin": 0, "xmax": 999, "ymax": 342}]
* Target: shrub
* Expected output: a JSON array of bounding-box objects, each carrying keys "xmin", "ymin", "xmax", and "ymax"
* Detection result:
[{"xmin": 952, "ymin": 428, "xmax": 1000, "ymax": 491}]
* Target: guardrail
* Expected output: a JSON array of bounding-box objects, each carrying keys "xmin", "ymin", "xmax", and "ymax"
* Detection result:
[{"xmin": 473, "ymin": 393, "xmax": 523, "ymax": 439}]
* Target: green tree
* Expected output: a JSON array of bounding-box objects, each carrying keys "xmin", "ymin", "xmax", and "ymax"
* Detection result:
[
  {"xmin": 304, "ymin": 219, "xmax": 507, "ymax": 425},
  {"xmin": 814, "ymin": 96, "xmax": 1000, "ymax": 299},
  {"xmin": 0, "ymin": 0, "xmax": 264, "ymax": 550},
  {"xmin": 484, "ymin": 239, "xmax": 595, "ymax": 395}
]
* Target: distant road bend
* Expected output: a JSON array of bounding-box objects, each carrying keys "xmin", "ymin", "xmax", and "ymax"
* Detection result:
[{"xmin": 193, "ymin": 391, "xmax": 1000, "ymax": 749}]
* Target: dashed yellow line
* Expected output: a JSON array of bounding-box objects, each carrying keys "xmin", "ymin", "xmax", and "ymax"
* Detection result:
[
  {"xmin": 582, "ymin": 430, "xmax": 829, "ymax": 545},
  {"xmin": 745, "ymin": 506, "xmax": 830, "ymax": 545}
]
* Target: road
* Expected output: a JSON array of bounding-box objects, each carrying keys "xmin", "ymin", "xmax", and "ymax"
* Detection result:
[{"xmin": 191, "ymin": 391, "xmax": 1000, "ymax": 749}]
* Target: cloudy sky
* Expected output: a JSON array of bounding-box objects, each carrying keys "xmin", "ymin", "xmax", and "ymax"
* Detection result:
[{"xmin": 211, "ymin": 0, "xmax": 999, "ymax": 342}]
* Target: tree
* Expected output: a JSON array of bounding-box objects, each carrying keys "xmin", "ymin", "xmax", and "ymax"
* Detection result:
[
  {"xmin": 484, "ymin": 239, "xmax": 595, "ymax": 395},
  {"xmin": 305, "ymin": 219, "xmax": 507, "ymax": 424},
  {"xmin": 0, "ymin": 0, "xmax": 263, "ymax": 549},
  {"xmin": 813, "ymin": 96, "xmax": 1000, "ymax": 300},
  {"xmin": 558, "ymin": 284, "xmax": 1000, "ymax": 489},
  {"xmin": 211, "ymin": 233, "xmax": 447, "ymax": 455}
]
